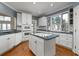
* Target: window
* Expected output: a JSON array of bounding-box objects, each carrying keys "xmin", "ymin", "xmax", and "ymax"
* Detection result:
[
  {"xmin": 62, "ymin": 13, "xmax": 69, "ymax": 32},
  {"xmin": 7, "ymin": 24, "xmax": 11, "ymax": 30},
  {"xmin": 52, "ymin": 15, "xmax": 61, "ymax": 31},
  {"xmin": 0, "ymin": 24, "xmax": 1, "ymax": 30},
  {"xmin": 4, "ymin": 17, "xmax": 11, "ymax": 21},
  {"xmin": 2, "ymin": 24, "xmax": 6, "ymax": 30},
  {"xmin": 0, "ymin": 16, "xmax": 4, "ymax": 21},
  {"xmin": 0, "ymin": 16, "xmax": 11, "ymax": 30},
  {"xmin": 50, "ymin": 11, "xmax": 71, "ymax": 32}
]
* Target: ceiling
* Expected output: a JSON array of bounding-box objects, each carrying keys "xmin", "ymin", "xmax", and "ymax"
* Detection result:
[{"xmin": 5, "ymin": 2, "xmax": 76, "ymax": 17}]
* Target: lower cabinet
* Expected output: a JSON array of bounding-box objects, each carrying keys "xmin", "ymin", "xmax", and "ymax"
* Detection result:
[
  {"xmin": 15, "ymin": 32, "xmax": 22, "ymax": 45},
  {"xmin": 0, "ymin": 34, "xmax": 16, "ymax": 55},
  {"xmin": 29, "ymin": 35, "xmax": 56, "ymax": 56},
  {"xmin": 0, "ymin": 32, "xmax": 22, "ymax": 55},
  {"xmin": 29, "ymin": 35, "xmax": 44, "ymax": 56},
  {"xmin": 56, "ymin": 33, "xmax": 72, "ymax": 49},
  {"xmin": 0, "ymin": 35, "xmax": 9, "ymax": 55},
  {"xmin": 29, "ymin": 35, "xmax": 36, "ymax": 54},
  {"xmin": 35, "ymin": 36, "xmax": 44, "ymax": 56},
  {"xmin": 8, "ymin": 34, "xmax": 16, "ymax": 49}
]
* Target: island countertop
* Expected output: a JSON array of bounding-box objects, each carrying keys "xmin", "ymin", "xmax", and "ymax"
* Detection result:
[{"xmin": 30, "ymin": 33, "xmax": 59, "ymax": 40}]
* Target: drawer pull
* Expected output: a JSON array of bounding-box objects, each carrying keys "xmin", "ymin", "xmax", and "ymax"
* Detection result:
[
  {"xmin": 7, "ymin": 38, "xmax": 10, "ymax": 40},
  {"xmin": 35, "ymin": 41, "xmax": 37, "ymax": 44}
]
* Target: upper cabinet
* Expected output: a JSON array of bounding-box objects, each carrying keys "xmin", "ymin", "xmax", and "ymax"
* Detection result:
[
  {"xmin": 22, "ymin": 13, "xmax": 32, "ymax": 25},
  {"xmin": 38, "ymin": 17, "xmax": 47, "ymax": 26},
  {"xmin": 17, "ymin": 12, "xmax": 32, "ymax": 30},
  {"xmin": 17, "ymin": 13, "xmax": 22, "ymax": 25}
]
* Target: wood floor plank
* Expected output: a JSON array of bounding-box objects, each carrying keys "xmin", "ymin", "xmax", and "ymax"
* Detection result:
[
  {"xmin": 56, "ymin": 45, "xmax": 77, "ymax": 56},
  {"xmin": 2, "ymin": 41, "xmax": 77, "ymax": 56}
]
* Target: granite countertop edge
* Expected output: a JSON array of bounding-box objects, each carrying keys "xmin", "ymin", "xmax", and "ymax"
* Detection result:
[
  {"xmin": 37, "ymin": 30, "xmax": 73, "ymax": 34},
  {"xmin": 30, "ymin": 33, "xmax": 59, "ymax": 40},
  {"xmin": 0, "ymin": 30, "xmax": 21, "ymax": 36}
]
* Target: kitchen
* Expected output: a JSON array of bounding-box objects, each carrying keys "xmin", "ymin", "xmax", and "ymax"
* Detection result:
[{"xmin": 0, "ymin": 2, "xmax": 79, "ymax": 56}]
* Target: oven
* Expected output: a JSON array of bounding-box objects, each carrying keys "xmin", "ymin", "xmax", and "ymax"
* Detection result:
[{"xmin": 22, "ymin": 30, "xmax": 31, "ymax": 38}]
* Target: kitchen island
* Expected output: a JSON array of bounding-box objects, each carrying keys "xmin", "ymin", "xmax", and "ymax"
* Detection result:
[{"xmin": 29, "ymin": 33, "xmax": 59, "ymax": 56}]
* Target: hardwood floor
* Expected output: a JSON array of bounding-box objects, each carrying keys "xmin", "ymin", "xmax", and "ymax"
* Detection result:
[
  {"xmin": 2, "ymin": 41, "xmax": 77, "ymax": 56},
  {"xmin": 56, "ymin": 45, "xmax": 77, "ymax": 56}
]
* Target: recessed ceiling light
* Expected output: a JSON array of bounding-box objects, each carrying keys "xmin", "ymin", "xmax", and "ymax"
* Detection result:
[
  {"xmin": 50, "ymin": 4, "xmax": 53, "ymax": 7},
  {"xmin": 33, "ymin": 2, "xmax": 36, "ymax": 4}
]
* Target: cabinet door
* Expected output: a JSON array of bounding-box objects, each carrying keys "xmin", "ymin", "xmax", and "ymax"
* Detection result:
[
  {"xmin": 8, "ymin": 34, "xmax": 16, "ymax": 49},
  {"xmin": 29, "ymin": 35, "xmax": 37, "ymax": 54},
  {"xmin": 59, "ymin": 34, "xmax": 67, "ymax": 44},
  {"xmin": 66, "ymin": 34, "xmax": 72, "ymax": 42},
  {"xmin": 26, "ymin": 13, "xmax": 32, "ymax": 25},
  {"xmin": 0, "ymin": 35, "xmax": 9, "ymax": 55},
  {"xmin": 15, "ymin": 32, "xmax": 22, "ymax": 45},
  {"xmin": 17, "ymin": 13, "xmax": 22, "ymax": 25},
  {"xmin": 22, "ymin": 13, "xmax": 27, "ymax": 24},
  {"xmin": 38, "ymin": 18, "xmax": 42, "ymax": 26},
  {"xmin": 74, "ymin": 5, "xmax": 79, "ymax": 55},
  {"xmin": 29, "ymin": 35, "xmax": 44, "ymax": 56},
  {"xmin": 38, "ymin": 17, "xmax": 47, "ymax": 26},
  {"xmin": 29, "ymin": 35, "xmax": 32, "ymax": 49},
  {"xmin": 36, "ymin": 38, "xmax": 44, "ymax": 56},
  {"xmin": 55, "ymin": 33, "xmax": 60, "ymax": 44},
  {"xmin": 22, "ymin": 13, "xmax": 32, "ymax": 25}
]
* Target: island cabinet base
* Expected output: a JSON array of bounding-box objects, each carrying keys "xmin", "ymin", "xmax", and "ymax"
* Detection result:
[
  {"xmin": 44, "ymin": 40, "xmax": 56, "ymax": 56},
  {"xmin": 29, "ymin": 35, "xmax": 56, "ymax": 56}
]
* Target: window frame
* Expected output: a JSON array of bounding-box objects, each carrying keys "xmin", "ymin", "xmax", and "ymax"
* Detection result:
[
  {"xmin": 0, "ymin": 15, "xmax": 11, "ymax": 30},
  {"xmin": 49, "ymin": 10, "xmax": 70, "ymax": 32},
  {"xmin": 51, "ymin": 13, "xmax": 62, "ymax": 31},
  {"xmin": 61, "ymin": 11, "xmax": 70, "ymax": 32}
]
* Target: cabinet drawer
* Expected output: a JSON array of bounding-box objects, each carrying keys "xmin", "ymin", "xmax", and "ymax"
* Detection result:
[
  {"xmin": 56, "ymin": 37, "xmax": 60, "ymax": 43},
  {"xmin": 67, "ymin": 34, "xmax": 72, "ymax": 38},
  {"xmin": 36, "ymin": 47, "xmax": 44, "ymax": 56},
  {"xmin": 64, "ymin": 38, "xmax": 72, "ymax": 42},
  {"xmin": 62, "ymin": 41, "xmax": 72, "ymax": 48},
  {"xmin": 60, "ymin": 36, "xmax": 72, "ymax": 42}
]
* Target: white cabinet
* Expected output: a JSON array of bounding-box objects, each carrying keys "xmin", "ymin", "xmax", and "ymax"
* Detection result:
[
  {"xmin": 36, "ymin": 38, "xmax": 44, "ymax": 56},
  {"xmin": 73, "ymin": 5, "xmax": 79, "ymax": 55},
  {"xmin": 0, "ymin": 32, "xmax": 22, "ymax": 55},
  {"xmin": 38, "ymin": 17, "xmax": 47, "ymax": 26},
  {"xmin": 22, "ymin": 13, "xmax": 32, "ymax": 25},
  {"xmin": 15, "ymin": 32, "xmax": 22, "ymax": 45},
  {"xmin": 22, "ymin": 13, "xmax": 27, "ymax": 25},
  {"xmin": 29, "ymin": 35, "xmax": 55, "ymax": 56},
  {"xmin": 26, "ymin": 13, "xmax": 32, "ymax": 25},
  {"xmin": 0, "ymin": 34, "xmax": 15, "ymax": 55},
  {"xmin": 7, "ymin": 34, "xmax": 16, "ymax": 49},
  {"xmin": 17, "ymin": 13, "xmax": 22, "ymax": 30},
  {"xmin": 29, "ymin": 35, "xmax": 38, "ymax": 55},
  {"xmin": 55, "ymin": 33, "xmax": 72, "ymax": 49},
  {"xmin": 29, "ymin": 35, "xmax": 44, "ymax": 56},
  {"xmin": 0, "ymin": 35, "xmax": 9, "ymax": 55},
  {"xmin": 17, "ymin": 13, "xmax": 22, "ymax": 25}
]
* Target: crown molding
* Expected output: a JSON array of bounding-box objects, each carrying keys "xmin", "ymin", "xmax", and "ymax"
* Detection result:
[{"xmin": 1, "ymin": 2, "xmax": 18, "ymax": 12}]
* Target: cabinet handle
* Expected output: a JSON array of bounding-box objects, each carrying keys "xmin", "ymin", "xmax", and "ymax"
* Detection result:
[
  {"xmin": 7, "ymin": 38, "xmax": 10, "ymax": 40},
  {"xmin": 75, "ymin": 29, "xmax": 76, "ymax": 32},
  {"xmin": 35, "ymin": 41, "xmax": 37, "ymax": 44}
]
